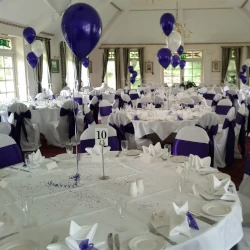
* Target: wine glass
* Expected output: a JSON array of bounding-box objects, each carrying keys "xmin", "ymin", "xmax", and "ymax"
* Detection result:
[
  {"xmin": 164, "ymin": 144, "xmax": 172, "ymax": 159},
  {"xmin": 121, "ymin": 140, "xmax": 128, "ymax": 154},
  {"xmin": 66, "ymin": 143, "xmax": 73, "ymax": 157},
  {"xmin": 21, "ymin": 187, "xmax": 35, "ymax": 228},
  {"xmin": 24, "ymin": 152, "xmax": 32, "ymax": 174},
  {"xmin": 114, "ymin": 197, "xmax": 127, "ymax": 232}
]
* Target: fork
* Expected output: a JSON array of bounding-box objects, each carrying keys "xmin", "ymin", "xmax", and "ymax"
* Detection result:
[
  {"xmin": 199, "ymin": 194, "xmax": 235, "ymax": 202},
  {"xmin": 147, "ymin": 223, "xmax": 177, "ymax": 245},
  {"xmin": 50, "ymin": 235, "xmax": 59, "ymax": 244}
]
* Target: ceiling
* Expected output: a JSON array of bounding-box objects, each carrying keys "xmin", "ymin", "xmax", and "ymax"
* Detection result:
[{"xmin": 0, "ymin": 0, "xmax": 249, "ymax": 44}]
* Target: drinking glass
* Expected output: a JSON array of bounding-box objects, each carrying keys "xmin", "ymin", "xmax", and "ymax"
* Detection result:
[
  {"xmin": 24, "ymin": 153, "xmax": 32, "ymax": 173},
  {"xmin": 66, "ymin": 143, "xmax": 73, "ymax": 157},
  {"xmin": 142, "ymin": 103, "xmax": 146, "ymax": 109},
  {"xmin": 121, "ymin": 140, "xmax": 128, "ymax": 154},
  {"xmin": 114, "ymin": 197, "xmax": 127, "ymax": 232},
  {"xmin": 164, "ymin": 144, "xmax": 172, "ymax": 158},
  {"xmin": 175, "ymin": 175, "xmax": 185, "ymax": 206},
  {"xmin": 21, "ymin": 187, "xmax": 35, "ymax": 228}
]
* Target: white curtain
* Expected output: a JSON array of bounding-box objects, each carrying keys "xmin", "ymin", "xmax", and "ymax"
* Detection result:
[
  {"xmin": 66, "ymin": 48, "xmax": 76, "ymax": 90},
  {"xmin": 41, "ymin": 41, "xmax": 49, "ymax": 89},
  {"xmin": 81, "ymin": 66, "xmax": 90, "ymax": 87}
]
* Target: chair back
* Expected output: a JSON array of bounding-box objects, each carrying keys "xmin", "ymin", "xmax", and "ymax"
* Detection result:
[
  {"xmin": 89, "ymin": 90, "xmax": 102, "ymax": 101},
  {"xmin": 0, "ymin": 134, "xmax": 23, "ymax": 168},
  {"xmin": 35, "ymin": 93, "xmax": 45, "ymax": 101},
  {"xmin": 99, "ymin": 100, "xmax": 112, "ymax": 124},
  {"xmin": 228, "ymin": 89, "xmax": 239, "ymax": 109},
  {"xmin": 223, "ymin": 86, "xmax": 229, "ymax": 97},
  {"xmin": 137, "ymin": 97, "xmax": 153, "ymax": 108},
  {"xmin": 154, "ymin": 96, "xmax": 163, "ymax": 108},
  {"xmin": 179, "ymin": 97, "xmax": 195, "ymax": 108},
  {"xmin": 213, "ymin": 87, "xmax": 222, "ymax": 94},
  {"xmin": 73, "ymin": 91, "xmax": 83, "ymax": 105},
  {"xmin": 121, "ymin": 94, "xmax": 132, "ymax": 108},
  {"xmin": 129, "ymin": 90, "xmax": 139, "ymax": 107},
  {"xmin": 215, "ymin": 99, "xmax": 232, "ymax": 124},
  {"xmin": 82, "ymin": 104, "xmax": 95, "ymax": 130},
  {"xmin": 109, "ymin": 113, "xmax": 137, "ymax": 150},
  {"xmin": 173, "ymin": 126, "xmax": 209, "ymax": 158},
  {"xmin": 80, "ymin": 124, "xmax": 119, "ymax": 152},
  {"xmin": 89, "ymin": 96, "xmax": 99, "ymax": 124},
  {"xmin": 60, "ymin": 90, "xmax": 71, "ymax": 98},
  {"xmin": 0, "ymin": 122, "xmax": 11, "ymax": 135},
  {"xmin": 198, "ymin": 87, "xmax": 207, "ymax": 94},
  {"xmin": 190, "ymin": 96, "xmax": 201, "ymax": 105},
  {"xmin": 203, "ymin": 90, "xmax": 216, "ymax": 107},
  {"xmin": 45, "ymin": 89, "xmax": 55, "ymax": 99}
]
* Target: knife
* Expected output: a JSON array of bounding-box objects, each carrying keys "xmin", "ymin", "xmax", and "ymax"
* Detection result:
[
  {"xmin": 108, "ymin": 233, "xmax": 113, "ymax": 250},
  {"xmin": 114, "ymin": 234, "xmax": 120, "ymax": 250},
  {"xmin": 189, "ymin": 211, "xmax": 217, "ymax": 225},
  {"xmin": 0, "ymin": 232, "xmax": 19, "ymax": 241}
]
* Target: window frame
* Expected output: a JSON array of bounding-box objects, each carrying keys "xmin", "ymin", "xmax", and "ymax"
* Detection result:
[
  {"xmin": 225, "ymin": 49, "xmax": 237, "ymax": 84},
  {"xmin": 129, "ymin": 49, "xmax": 141, "ymax": 89},
  {"xmin": 105, "ymin": 49, "xmax": 116, "ymax": 90}
]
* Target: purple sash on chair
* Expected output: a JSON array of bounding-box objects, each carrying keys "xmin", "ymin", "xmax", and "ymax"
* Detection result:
[
  {"xmin": 140, "ymin": 90, "xmax": 145, "ymax": 95},
  {"xmin": 225, "ymin": 90, "xmax": 229, "ymax": 96},
  {"xmin": 229, "ymin": 94, "xmax": 238, "ymax": 106},
  {"xmin": 155, "ymin": 104, "xmax": 161, "ymax": 108},
  {"xmin": 83, "ymin": 111, "xmax": 95, "ymax": 131},
  {"xmin": 10, "ymin": 110, "xmax": 32, "ymax": 147},
  {"xmin": 60, "ymin": 107, "xmax": 78, "ymax": 139},
  {"xmin": 109, "ymin": 122, "xmax": 134, "ymax": 150},
  {"xmin": 151, "ymin": 89, "xmax": 155, "ymax": 92},
  {"xmin": 236, "ymin": 112, "xmax": 246, "ymax": 156},
  {"xmin": 203, "ymin": 93, "xmax": 215, "ymax": 101},
  {"xmin": 100, "ymin": 106, "xmax": 112, "ymax": 117},
  {"xmin": 181, "ymin": 103, "xmax": 194, "ymax": 108},
  {"xmin": 90, "ymin": 103, "xmax": 99, "ymax": 124},
  {"xmin": 52, "ymin": 95, "xmax": 55, "ymax": 100},
  {"xmin": 215, "ymin": 105, "xmax": 231, "ymax": 115},
  {"xmin": 89, "ymin": 95, "xmax": 102, "ymax": 101},
  {"xmin": 115, "ymin": 95, "xmax": 124, "ymax": 109},
  {"xmin": 173, "ymin": 139, "xmax": 209, "ymax": 158},
  {"xmin": 130, "ymin": 93, "xmax": 139, "ymax": 101},
  {"xmin": 73, "ymin": 97, "xmax": 83, "ymax": 105},
  {"xmin": 123, "ymin": 100, "xmax": 132, "ymax": 107},
  {"xmin": 80, "ymin": 136, "xmax": 119, "ymax": 153},
  {"xmin": 247, "ymin": 106, "xmax": 250, "ymax": 134},
  {"xmin": 196, "ymin": 124, "xmax": 218, "ymax": 167},
  {"xmin": 211, "ymin": 100, "xmax": 219, "ymax": 107},
  {"xmin": 0, "ymin": 144, "xmax": 23, "ymax": 168},
  {"xmin": 245, "ymin": 154, "xmax": 250, "ymax": 176},
  {"xmin": 223, "ymin": 118, "xmax": 236, "ymax": 166}
]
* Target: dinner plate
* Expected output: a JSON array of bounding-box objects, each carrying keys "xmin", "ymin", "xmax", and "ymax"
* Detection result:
[
  {"xmin": 55, "ymin": 153, "xmax": 75, "ymax": 160},
  {"xmin": 0, "ymin": 240, "xmax": 39, "ymax": 250},
  {"xmin": 126, "ymin": 150, "xmax": 142, "ymax": 156},
  {"xmin": 202, "ymin": 203, "xmax": 232, "ymax": 217},
  {"xmin": 213, "ymin": 172, "xmax": 231, "ymax": 181},
  {"xmin": 129, "ymin": 234, "xmax": 166, "ymax": 250},
  {"xmin": 171, "ymin": 156, "xmax": 189, "ymax": 163}
]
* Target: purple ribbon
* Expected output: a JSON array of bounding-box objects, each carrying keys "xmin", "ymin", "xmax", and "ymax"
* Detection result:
[
  {"xmin": 79, "ymin": 239, "xmax": 97, "ymax": 250},
  {"xmin": 73, "ymin": 97, "xmax": 83, "ymax": 105},
  {"xmin": 203, "ymin": 93, "xmax": 215, "ymax": 101},
  {"xmin": 186, "ymin": 211, "xmax": 199, "ymax": 230},
  {"xmin": 229, "ymin": 94, "xmax": 238, "ymax": 105},
  {"xmin": 215, "ymin": 105, "xmax": 231, "ymax": 115},
  {"xmin": 181, "ymin": 103, "xmax": 194, "ymax": 108},
  {"xmin": 100, "ymin": 106, "xmax": 112, "ymax": 117},
  {"xmin": 225, "ymin": 90, "xmax": 229, "ymax": 96},
  {"xmin": 140, "ymin": 90, "xmax": 145, "ymax": 95},
  {"xmin": 129, "ymin": 93, "xmax": 139, "ymax": 100},
  {"xmin": 223, "ymin": 118, "xmax": 236, "ymax": 166},
  {"xmin": 236, "ymin": 113, "xmax": 246, "ymax": 156},
  {"xmin": 155, "ymin": 104, "xmax": 161, "ymax": 108},
  {"xmin": 83, "ymin": 111, "xmax": 95, "ymax": 131},
  {"xmin": 89, "ymin": 103, "xmax": 99, "ymax": 124},
  {"xmin": 211, "ymin": 100, "xmax": 219, "ymax": 107},
  {"xmin": 115, "ymin": 94, "xmax": 124, "ymax": 109},
  {"xmin": 0, "ymin": 144, "xmax": 23, "ymax": 168},
  {"xmin": 89, "ymin": 95, "xmax": 102, "ymax": 101},
  {"xmin": 247, "ymin": 106, "xmax": 250, "ymax": 134}
]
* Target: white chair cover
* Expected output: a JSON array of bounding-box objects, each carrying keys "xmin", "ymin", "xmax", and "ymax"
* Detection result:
[
  {"xmin": 73, "ymin": 91, "xmax": 83, "ymax": 105},
  {"xmin": 0, "ymin": 122, "xmax": 11, "ymax": 135},
  {"xmin": 8, "ymin": 103, "xmax": 41, "ymax": 151},
  {"xmin": 215, "ymin": 99, "xmax": 232, "ymax": 125},
  {"xmin": 45, "ymin": 89, "xmax": 55, "ymax": 99},
  {"xmin": 35, "ymin": 93, "xmax": 45, "ymax": 101},
  {"xmin": 80, "ymin": 124, "xmax": 119, "ymax": 153},
  {"xmin": 89, "ymin": 96, "xmax": 99, "ymax": 124},
  {"xmin": 214, "ymin": 107, "xmax": 235, "ymax": 168},
  {"xmin": 190, "ymin": 96, "xmax": 200, "ymax": 105},
  {"xmin": 178, "ymin": 97, "xmax": 195, "ymax": 108},
  {"xmin": 154, "ymin": 96, "xmax": 163, "ymax": 108},
  {"xmin": 203, "ymin": 90, "xmax": 216, "ymax": 107},
  {"xmin": 137, "ymin": 97, "xmax": 153, "ymax": 108},
  {"xmin": 213, "ymin": 87, "xmax": 223, "ymax": 94},
  {"xmin": 198, "ymin": 87, "xmax": 207, "ymax": 94},
  {"xmin": 121, "ymin": 94, "xmax": 132, "ymax": 108},
  {"xmin": 229, "ymin": 89, "xmax": 239, "ymax": 111},
  {"xmin": 129, "ymin": 90, "xmax": 139, "ymax": 108},
  {"xmin": 60, "ymin": 90, "xmax": 71, "ymax": 98},
  {"xmin": 211, "ymin": 93, "xmax": 222, "ymax": 112},
  {"xmin": 99, "ymin": 100, "xmax": 112, "ymax": 125}
]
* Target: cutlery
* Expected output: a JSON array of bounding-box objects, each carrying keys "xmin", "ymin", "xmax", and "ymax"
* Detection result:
[
  {"xmin": 189, "ymin": 211, "xmax": 217, "ymax": 225},
  {"xmin": 9, "ymin": 167, "xmax": 29, "ymax": 172},
  {"xmin": 108, "ymin": 233, "xmax": 113, "ymax": 250},
  {"xmin": 116, "ymin": 151, "xmax": 121, "ymax": 157},
  {"xmin": 0, "ymin": 232, "xmax": 19, "ymax": 241},
  {"xmin": 114, "ymin": 234, "xmax": 120, "ymax": 250},
  {"xmin": 147, "ymin": 222, "xmax": 177, "ymax": 245},
  {"xmin": 50, "ymin": 235, "xmax": 59, "ymax": 244},
  {"xmin": 199, "ymin": 194, "xmax": 235, "ymax": 202}
]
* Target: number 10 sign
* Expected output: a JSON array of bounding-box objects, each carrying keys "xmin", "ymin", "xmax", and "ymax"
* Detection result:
[{"xmin": 95, "ymin": 128, "xmax": 108, "ymax": 146}]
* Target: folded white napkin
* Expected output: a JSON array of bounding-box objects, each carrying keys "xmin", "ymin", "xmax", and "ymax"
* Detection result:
[
  {"xmin": 169, "ymin": 202, "xmax": 190, "ymax": 237},
  {"xmin": 85, "ymin": 144, "xmax": 111, "ymax": 156},
  {"xmin": 29, "ymin": 149, "xmax": 45, "ymax": 164},
  {"xmin": 142, "ymin": 142, "xmax": 165, "ymax": 158}
]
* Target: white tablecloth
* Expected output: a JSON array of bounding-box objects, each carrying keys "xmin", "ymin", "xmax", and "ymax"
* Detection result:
[
  {"xmin": 0, "ymin": 153, "xmax": 243, "ymax": 250},
  {"xmin": 82, "ymin": 94, "xmax": 115, "ymax": 105}
]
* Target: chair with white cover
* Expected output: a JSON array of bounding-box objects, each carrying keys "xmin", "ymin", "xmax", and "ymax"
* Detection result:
[
  {"xmin": 35, "ymin": 93, "xmax": 45, "ymax": 101},
  {"xmin": 215, "ymin": 99, "xmax": 232, "ymax": 125},
  {"xmin": 246, "ymin": 97, "xmax": 250, "ymax": 135},
  {"xmin": 137, "ymin": 87, "xmax": 146, "ymax": 96},
  {"xmin": 129, "ymin": 90, "xmax": 139, "ymax": 107},
  {"xmin": 121, "ymin": 94, "xmax": 132, "ymax": 108},
  {"xmin": 0, "ymin": 122, "xmax": 11, "ymax": 135},
  {"xmin": 198, "ymin": 87, "xmax": 207, "ymax": 94},
  {"xmin": 108, "ymin": 113, "xmax": 152, "ymax": 150},
  {"xmin": 154, "ymin": 96, "xmax": 163, "ymax": 108},
  {"xmin": 73, "ymin": 91, "xmax": 83, "ymax": 105},
  {"xmin": 223, "ymin": 86, "xmax": 229, "ymax": 97},
  {"xmin": 99, "ymin": 100, "xmax": 112, "ymax": 125},
  {"xmin": 62, "ymin": 86, "xmax": 71, "ymax": 91},
  {"xmin": 82, "ymin": 104, "xmax": 95, "ymax": 131},
  {"xmin": 213, "ymin": 87, "xmax": 223, "ymax": 94},
  {"xmin": 228, "ymin": 89, "xmax": 239, "ymax": 107},
  {"xmin": 214, "ymin": 107, "xmax": 235, "ymax": 168},
  {"xmin": 89, "ymin": 96, "xmax": 99, "ymax": 124},
  {"xmin": 173, "ymin": 126, "xmax": 209, "ymax": 158},
  {"xmin": 196, "ymin": 112, "xmax": 220, "ymax": 167},
  {"xmin": 8, "ymin": 103, "xmax": 41, "ymax": 151},
  {"xmin": 89, "ymin": 90, "xmax": 102, "ymax": 102},
  {"xmin": 190, "ymin": 96, "xmax": 201, "ymax": 105},
  {"xmin": 203, "ymin": 90, "xmax": 216, "ymax": 107},
  {"xmin": 211, "ymin": 93, "xmax": 222, "ymax": 112},
  {"xmin": 0, "ymin": 134, "xmax": 23, "ymax": 168},
  {"xmin": 60, "ymin": 89, "xmax": 71, "ymax": 98},
  {"xmin": 235, "ymin": 103, "xmax": 246, "ymax": 159},
  {"xmin": 113, "ymin": 90, "xmax": 124, "ymax": 109},
  {"xmin": 80, "ymin": 124, "xmax": 119, "ymax": 153},
  {"xmin": 45, "ymin": 89, "xmax": 55, "ymax": 100},
  {"xmin": 137, "ymin": 97, "xmax": 153, "ymax": 108},
  {"xmin": 179, "ymin": 97, "xmax": 195, "ymax": 108},
  {"xmin": 47, "ymin": 100, "xmax": 79, "ymax": 147}
]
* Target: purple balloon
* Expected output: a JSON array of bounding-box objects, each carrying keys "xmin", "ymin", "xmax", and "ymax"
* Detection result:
[
  {"xmin": 130, "ymin": 77, "xmax": 135, "ymax": 84},
  {"xmin": 160, "ymin": 13, "xmax": 176, "ymax": 36},
  {"xmin": 82, "ymin": 58, "xmax": 89, "ymax": 68},
  {"xmin": 27, "ymin": 52, "xmax": 38, "ymax": 69},
  {"xmin": 128, "ymin": 66, "xmax": 134, "ymax": 73},
  {"xmin": 61, "ymin": 3, "xmax": 102, "ymax": 60},
  {"xmin": 157, "ymin": 48, "xmax": 172, "ymax": 69},
  {"xmin": 242, "ymin": 65, "xmax": 248, "ymax": 73},
  {"xmin": 241, "ymin": 75, "xmax": 248, "ymax": 84},
  {"xmin": 132, "ymin": 71, "xmax": 137, "ymax": 78},
  {"xmin": 177, "ymin": 46, "xmax": 184, "ymax": 55},
  {"xmin": 23, "ymin": 27, "xmax": 36, "ymax": 44},
  {"xmin": 239, "ymin": 71, "xmax": 245, "ymax": 79},
  {"xmin": 172, "ymin": 55, "xmax": 180, "ymax": 68},
  {"xmin": 180, "ymin": 60, "xmax": 186, "ymax": 69}
]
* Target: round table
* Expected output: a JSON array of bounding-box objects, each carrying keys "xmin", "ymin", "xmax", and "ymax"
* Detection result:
[{"xmin": 0, "ymin": 153, "xmax": 243, "ymax": 249}]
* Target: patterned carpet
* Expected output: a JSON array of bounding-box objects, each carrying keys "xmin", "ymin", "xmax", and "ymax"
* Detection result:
[{"xmin": 39, "ymin": 134, "xmax": 249, "ymax": 189}]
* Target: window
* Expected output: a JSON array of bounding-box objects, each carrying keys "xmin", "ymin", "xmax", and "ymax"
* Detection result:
[
  {"xmin": 105, "ymin": 50, "xmax": 116, "ymax": 90},
  {"xmin": 129, "ymin": 50, "xmax": 141, "ymax": 89},
  {"xmin": 226, "ymin": 49, "xmax": 236, "ymax": 84},
  {"xmin": 0, "ymin": 38, "xmax": 12, "ymax": 50},
  {"xmin": 66, "ymin": 48, "xmax": 76, "ymax": 89},
  {"xmin": 81, "ymin": 66, "xmax": 89, "ymax": 87},
  {"xmin": 41, "ymin": 41, "xmax": 49, "ymax": 89},
  {"xmin": 162, "ymin": 51, "xmax": 203, "ymax": 86},
  {"xmin": 0, "ymin": 39, "xmax": 15, "ymax": 100}
]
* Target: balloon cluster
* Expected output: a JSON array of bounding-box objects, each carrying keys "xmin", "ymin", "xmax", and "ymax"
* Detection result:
[
  {"xmin": 239, "ymin": 60, "xmax": 250, "ymax": 84},
  {"xmin": 23, "ymin": 27, "xmax": 44, "ymax": 69},
  {"xmin": 129, "ymin": 60, "xmax": 138, "ymax": 84},
  {"xmin": 157, "ymin": 13, "xmax": 186, "ymax": 70}
]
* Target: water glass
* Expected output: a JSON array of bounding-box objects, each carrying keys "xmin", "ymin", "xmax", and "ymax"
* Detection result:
[
  {"xmin": 175, "ymin": 175, "xmax": 185, "ymax": 206},
  {"xmin": 66, "ymin": 144, "xmax": 73, "ymax": 157},
  {"xmin": 21, "ymin": 187, "xmax": 35, "ymax": 228},
  {"xmin": 164, "ymin": 144, "xmax": 172, "ymax": 157},
  {"xmin": 142, "ymin": 103, "xmax": 146, "ymax": 109},
  {"xmin": 121, "ymin": 140, "xmax": 128, "ymax": 154},
  {"xmin": 24, "ymin": 153, "xmax": 32, "ymax": 173},
  {"xmin": 114, "ymin": 197, "xmax": 127, "ymax": 232}
]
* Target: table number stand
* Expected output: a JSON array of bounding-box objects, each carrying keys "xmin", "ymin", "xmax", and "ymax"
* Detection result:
[{"xmin": 99, "ymin": 140, "xmax": 110, "ymax": 180}]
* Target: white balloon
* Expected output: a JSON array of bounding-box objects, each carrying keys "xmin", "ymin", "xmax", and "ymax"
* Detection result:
[
  {"xmin": 31, "ymin": 40, "xmax": 44, "ymax": 57},
  {"xmin": 168, "ymin": 31, "xmax": 182, "ymax": 53},
  {"xmin": 44, "ymin": 0, "xmax": 71, "ymax": 15},
  {"xmin": 245, "ymin": 59, "xmax": 250, "ymax": 67},
  {"xmin": 132, "ymin": 59, "xmax": 137, "ymax": 68}
]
